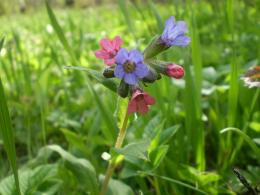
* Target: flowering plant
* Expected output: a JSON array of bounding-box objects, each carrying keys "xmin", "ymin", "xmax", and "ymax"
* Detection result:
[{"xmin": 95, "ymin": 16, "xmax": 190, "ymax": 195}]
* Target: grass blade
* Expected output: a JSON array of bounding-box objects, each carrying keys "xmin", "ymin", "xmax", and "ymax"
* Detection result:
[
  {"xmin": 139, "ymin": 172, "xmax": 208, "ymax": 195},
  {"xmin": 190, "ymin": 8, "xmax": 204, "ymax": 171},
  {"xmin": 220, "ymin": 127, "xmax": 260, "ymax": 161},
  {"xmin": 45, "ymin": 0, "xmax": 77, "ymax": 65},
  {"xmin": 0, "ymin": 38, "xmax": 21, "ymax": 195},
  {"xmin": 118, "ymin": 0, "xmax": 136, "ymax": 39},
  {"xmin": 45, "ymin": 2, "xmax": 117, "ymax": 141},
  {"xmin": 148, "ymin": 0, "xmax": 164, "ymax": 31}
]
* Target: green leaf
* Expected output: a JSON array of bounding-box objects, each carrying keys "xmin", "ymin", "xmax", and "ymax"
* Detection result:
[
  {"xmin": 114, "ymin": 96, "xmax": 128, "ymax": 129},
  {"xmin": 46, "ymin": 2, "xmax": 118, "ymax": 140},
  {"xmin": 65, "ymin": 65, "xmax": 118, "ymax": 93},
  {"xmin": 0, "ymin": 55, "xmax": 21, "ymax": 194},
  {"xmin": 100, "ymin": 175, "xmax": 134, "ymax": 195},
  {"xmin": 138, "ymin": 171, "xmax": 208, "ymax": 195},
  {"xmin": 45, "ymin": 1, "xmax": 77, "ymax": 65},
  {"xmin": 60, "ymin": 128, "xmax": 88, "ymax": 156},
  {"xmin": 39, "ymin": 145, "xmax": 99, "ymax": 195},
  {"xmin": 159, "ymin": 125, "xmax": 180, "ymax": 145},
  {"xmin": 149, "ymin": 145, "xmax": 169, "ymax": 170},
  {"xmin": 178, "ymin": 165, "xmax": 221, "ymax": 186},
  {"xmin": 0, "ymin": 37, "xmax": 4, "ymax": 51},
  {"xmin": 220, "ymin": 127, "xmax": 260, "ymax": 160},
  {"xmin": 114, "ymin": 140, "xmax": 150, "ymax": 162},
  {"xmin": 142, "ymin": 114, "xmax": 163, "ymax": 140},
  {"xmin": 0, "ymin": 165, "xmax": 58, "ymax": 195}
]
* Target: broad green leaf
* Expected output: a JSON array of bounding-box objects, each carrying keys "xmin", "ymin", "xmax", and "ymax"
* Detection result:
[
  {"xmin": 65, "ymin": 65, "xmax": 118, "ymax": 93},
  {"xmin": 0, "ymin": 165, "xmax": 58, "ymax": 195},
  {"xmin": 100, "ymin": 175, "xmax": 134, "ymax": 195},
  {"xmin": 159, "ymin": 125, "xmax": 180, "ymax": 145},
  {"xmin": 0, "ymin": 38, "xmax": 21, "ymax": 195},
  {"xmin": 60, "ymin": 128, "xmax": 88, "ymax": 156},
  {"xmin": 114, "ymin": 140, "xmax": 150, "ymax": 162},
  {"xmin": 39, "ymin": 145, "xmax": 99, "ymax": 195},
  {"xmin": 149, "ymin": 145, "xmax": 169, "ymax": 170},
  {"xmin": 142, "ymin": 114, "xmax": 163, "ymax": 140}
]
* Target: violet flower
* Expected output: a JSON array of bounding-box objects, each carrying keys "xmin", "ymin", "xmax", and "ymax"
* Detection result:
[
  {"xmin": 114, "ymin": 48, "xmax": 149, "ymax": 85},
  {"xmin": 161, "ymin": 16, "xmax": 190, "ymax": 47}
]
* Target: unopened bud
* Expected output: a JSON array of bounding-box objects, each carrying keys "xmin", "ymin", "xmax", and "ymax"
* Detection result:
[
  {"xmin": 103, "ymin": 68, "xmax": 115, "ymax": 78},
  {"xmin": 166, "ymin": 64, "xmax": 185, "ymax": 79},
  {"xmin": 147, "ymin": 60, "xmax": 184, "ymax": 79},
  {"xmin": 117, "ymin": 79, "xmax": 129, "ymax": 98},
  {"xmin": 142, "ymin": 68, "xmax": 161, "ymax": 83},
  {"xmin": 143, "ymin": 35, "xmax": 169, "ymax": 60}
]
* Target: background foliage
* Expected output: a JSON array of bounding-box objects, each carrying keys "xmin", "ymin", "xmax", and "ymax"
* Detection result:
[{"xmin": 0, "ymin": 0, "xmax": 259, "ymax": 194}]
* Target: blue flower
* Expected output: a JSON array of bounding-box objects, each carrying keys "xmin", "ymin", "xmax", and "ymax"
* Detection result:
[
  {"xmin": 161, "ymin": 16, "xmax": 190, "ymax": 47},
  {"xmin": 114, "ymin": 48, "xmax": 149, "ymax": 85}
]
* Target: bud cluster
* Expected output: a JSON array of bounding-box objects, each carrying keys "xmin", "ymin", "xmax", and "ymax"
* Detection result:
[{"xmin": 95, "ymin": 16, "xmax": 190, "ymax": 114}]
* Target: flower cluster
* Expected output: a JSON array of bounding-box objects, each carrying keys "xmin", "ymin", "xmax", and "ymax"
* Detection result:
[{"xmin": 95, "ymin": 16, "xmax": 190, "ymax": 114}]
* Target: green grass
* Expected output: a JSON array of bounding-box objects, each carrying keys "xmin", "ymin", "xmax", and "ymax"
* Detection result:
[
  {"xmin": 0, "ymin": 1, "xmax": 259, "ymax": 194},
  {"xmin": 0, "ymin": 38, "xmax": 21, "ymax": 195}
]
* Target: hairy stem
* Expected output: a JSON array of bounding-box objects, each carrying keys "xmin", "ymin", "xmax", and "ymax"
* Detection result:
[{"xmin": 99, "ymin": 109, "xmax": 129, "ymax": 195}]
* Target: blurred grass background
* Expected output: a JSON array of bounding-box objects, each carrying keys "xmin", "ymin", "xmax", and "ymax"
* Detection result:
[{"xmin": 0, "ymin": 0, "xmax": 260, "ymax": 194}]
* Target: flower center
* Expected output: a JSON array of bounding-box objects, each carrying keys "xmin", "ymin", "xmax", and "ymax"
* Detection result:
[{"xmin": 123, "ymin": 61, "xmax": 136, "ymax": 73}]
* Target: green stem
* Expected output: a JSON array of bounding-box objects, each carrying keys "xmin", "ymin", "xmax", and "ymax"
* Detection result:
[{"xmin": 99, "ymin": 108, "xmax": 129, "ymax": 195}]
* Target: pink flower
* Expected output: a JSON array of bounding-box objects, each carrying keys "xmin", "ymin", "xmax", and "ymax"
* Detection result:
[
  {"xmin": 128, "ymin": 89, "xmax": 155, "ymax": 114},
  {"xmin": 95, "ymin": 36, "xmax": 123, "ymax": 66},
  {"xmin": 166, "ymin": 64, "xmax": 184, "ymax": 79}
]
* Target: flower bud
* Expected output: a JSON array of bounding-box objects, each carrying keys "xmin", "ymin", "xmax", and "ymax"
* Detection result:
[
  {"xmin": 103, "ymin": 68, "xmax": 115, "ymax": 78},
  {"xmin": 147, "ymin": 60, "xmax": 184, "ymax": 79},
  {"xmin": 143, "ymin": 35, "xmax": 169, "ymax": 60},
  {"xmin": 142, "ymin": 67, "xmax": 161, "ymax": 83},
  {"xmin": 117, "ymin": 79, "xmax": 129, "ymax": 98},
  {"xmin": 166, "ymin": 64, "xmax": 185, "ymax": 79}
]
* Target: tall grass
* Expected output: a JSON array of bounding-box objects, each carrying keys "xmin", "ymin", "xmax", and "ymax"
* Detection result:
[
  {"xmin": 0, "ymin": 1, "xmax": 259, "ymax": 194},
  {"xmin": 0, "ymin": 38, "xmax": 21, "ymax": 195}
]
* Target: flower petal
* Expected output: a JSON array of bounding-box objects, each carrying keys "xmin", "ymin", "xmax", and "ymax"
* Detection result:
[
  {"xmin": 137, "ymin": 99, "xmax": 148, "ymax": 114},
  {"xmin": 100, "ymin": 38, "xmax": 113, "ymax": 52},
  {"xmin": 144, "ymin": 94, "xmax": 155, "ymax": 105},
  {"xmin": 128, "ymin": 100, "xmax": 137, "ymax": 114},
  {"xmin": 124, "ymin": 73, "xmax": 138, "ymax": 85},
  {"xmin": 165, "ymin": 16, "xmax": 175, "ymax": 28},
  {"xmin": 167, "ymin": 21, "xmax": 187, "ymax": 41},
  {"xmin": 114, "ymin": 64, "xmax": 125, "ymax": 78},
  {"xmin": 95, "ymin": 49, "xmax": 110, "ymax": 59},
  {"xmin": 129, "ymin": 49, "xmax": 143, "ymax": 64},
  {"xmin": 112, "ymin": 36, "xmax": 123, "ymax": 50},
  {"xmin": 116, "ymin": 48, "xmax": 128, "ymax": 65},
  {"xmin": 134, "ymin": 63, "xmax": 149, "ymax": 78},
  {"xmin": 104, "ymin": 58, "xmax": 115, "ymax": 66},
  {"xmin": 161, "ymin": 16, "xmax": 175, "ymax": 41},
  {"xmin": 175, "ymin": 21, "xmax": 187, "ymax": 33},
  {"xmin": 172, "ymin": 35, "xmax": 191, "ymax": 47}
]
